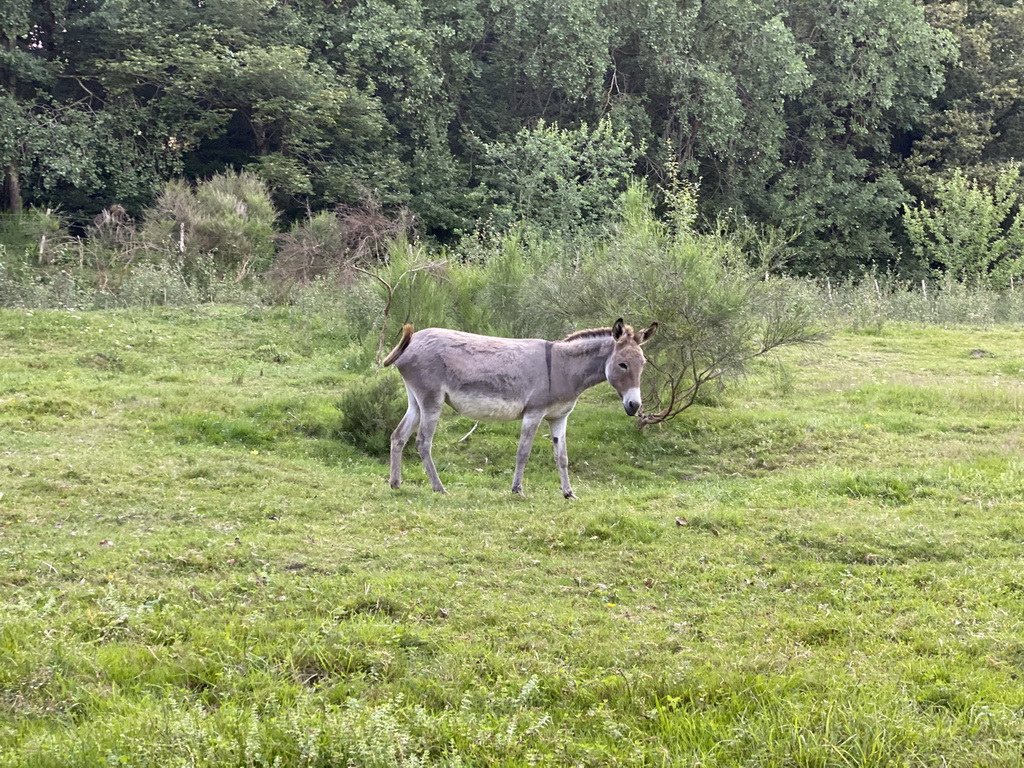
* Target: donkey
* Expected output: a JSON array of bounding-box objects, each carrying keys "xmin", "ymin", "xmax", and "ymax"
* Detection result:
[{"xmin": 382, "ymin": 319, "xmax": 657, "ymax": 498}]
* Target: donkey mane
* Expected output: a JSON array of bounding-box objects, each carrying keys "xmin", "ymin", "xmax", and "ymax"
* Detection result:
[{"xmin": 559, "ymin": 327, "xmax": 615, "ymax": 343}]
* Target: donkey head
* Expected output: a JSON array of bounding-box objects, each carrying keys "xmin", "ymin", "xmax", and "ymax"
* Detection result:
[{"xmin": 605, "ymin": 318, "xmax": 658, "ymax": 416}]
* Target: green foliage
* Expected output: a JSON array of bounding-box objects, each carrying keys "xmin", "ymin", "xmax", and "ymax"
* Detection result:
[
  {"xmin": 339, "ymin": 372, "xmax": 407, "ymax": 458},
  {"xmin": 375, "ymin": 238, "xmax": 454, "ymax": 333},
  {"xmin": 451, "ymin": 228, "xmax": 570, "ymax": 338},
  {"xmin": 354, "ymin": 227, "xmax": 581, "ymax": 344},
  {"xmin": 0, "ymin": 0, "xmax": 1020, "ymax": 278},
  {"xmin": 477, "ymin": 118, "xmax": 641, "ymax": 235},
  {"xmin": 471, "ymin": 230, "xmax": 545, "ymax": 337},
  {"xmin": 904, "ymin": 165, "xmax": 1024, "ymax": 288},
  {"xmin": 141, "ymin": 171, "xmax": 277, "ymax": 286},
  {"xmin": 762, "ymin": 0, "xmax": 953, "ymax": 272},
  {"xmin": 906, "ymin": 0, "xmax": 1024, "ymax": 192},
  {"xmin": 544, "ymin": 182, "xmax": 823, "ymax": 424},
  {"xmin": 0, "ymin": 207, "xmax": 67, "ymax": 267}
]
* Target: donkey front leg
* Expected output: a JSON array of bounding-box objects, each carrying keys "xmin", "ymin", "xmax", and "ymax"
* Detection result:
[
  {"xmin": 414, "ymin": 394, "xmax": 447, "ymax": 494},
  {"xmin": 511, "ymin": 411, "xmax": 544, "ymax": 497},
  {"xmin": 549, "ymin": 415, "xmax": 576, "ymax": 499},
  {"xmin": 389, "ymin": 392, "xmax": 420, "ymax": 489}
]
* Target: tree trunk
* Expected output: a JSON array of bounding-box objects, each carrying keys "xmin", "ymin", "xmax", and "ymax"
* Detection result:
[
  {"xmin": 1, "ymin": 163, "xmax": 22, "ymax": 214},
  {"xmin": 2, "ymin": 16, "xmax": 22, "ymax": 214}
]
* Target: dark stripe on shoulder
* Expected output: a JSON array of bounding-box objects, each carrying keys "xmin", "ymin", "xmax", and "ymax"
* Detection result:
[{"xmin": 545, "ymin": 341, "xmax": 553, "ymax": 390}]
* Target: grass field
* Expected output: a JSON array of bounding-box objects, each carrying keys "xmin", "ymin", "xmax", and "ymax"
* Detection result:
[{"xmin": 1, "ymin": 306, "xmax": 1023, "ymax": 766}]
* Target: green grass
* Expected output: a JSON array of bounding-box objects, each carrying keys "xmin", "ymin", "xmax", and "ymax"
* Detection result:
[{"xmin": 2, "ymin": 308, "xmax": 1024, "ymax": 766}]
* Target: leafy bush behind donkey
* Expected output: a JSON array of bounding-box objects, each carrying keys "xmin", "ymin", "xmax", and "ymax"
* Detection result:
[{"xmin": 351, "ymin": 181, "xmax": 822, "ymax": 440}]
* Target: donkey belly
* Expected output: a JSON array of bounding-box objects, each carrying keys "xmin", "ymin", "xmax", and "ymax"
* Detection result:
[{"xmin": 445, "ymin": 391, "xmax": 524, "ymax": 421}]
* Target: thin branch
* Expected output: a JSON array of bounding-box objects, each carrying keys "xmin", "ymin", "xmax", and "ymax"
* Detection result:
[{"xmin": 354, "ymin": 261, "xmax": 448, "ymax": 367}]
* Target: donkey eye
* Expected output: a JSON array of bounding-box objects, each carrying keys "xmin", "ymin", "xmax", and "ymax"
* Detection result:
[{"xmin": 618, "ymin": 362, "xmax": 628, "ymax": 370}]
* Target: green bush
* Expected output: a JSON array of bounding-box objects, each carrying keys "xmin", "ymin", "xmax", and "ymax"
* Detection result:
[
  {"xmin": 544, "ymin": 181, "xmax": 823, "ymax": 425},
  {"xmin": 0, "ymin": 207, "xmax": 71, "ymax": 270},
  {"xmin": 140, "ymin": 171, "xmax": 277, "ymax": 288},
  {"xmin": 904, "ymin": 165, "xmax": 1024, "ymax": 288},
  {"xmin": 339, "ymin": 373, "xmax": 407, "ymax": 458},
  {"xmin": 345, "ymin": 182, "xmax": 820, "ymax": 428},
  {"xmin": 476, "ymin": 117, "xmax": 641, "ymax": 236}
]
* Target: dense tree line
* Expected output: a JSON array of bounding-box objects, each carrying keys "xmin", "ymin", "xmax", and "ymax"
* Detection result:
[{"xmin": 1, "ymin": 0, "xmax": 1022, "ymax": 276}]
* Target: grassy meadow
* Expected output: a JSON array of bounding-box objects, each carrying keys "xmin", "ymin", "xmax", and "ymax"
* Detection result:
[{"xmin": 1, "ymin": 305, "xmax": 1023, "ymax": 766}]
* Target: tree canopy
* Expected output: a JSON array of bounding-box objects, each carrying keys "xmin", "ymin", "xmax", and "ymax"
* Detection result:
[{"xmin": 2, "ymin": 0, "xmax": 1021, "ymax": 276}]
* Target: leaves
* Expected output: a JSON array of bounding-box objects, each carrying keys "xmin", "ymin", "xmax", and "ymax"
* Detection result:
[
  {"xmin": 476, "ymin": 118, "xmax": 641, "ymax": 234},
  {"xmin": 904, "ymin": 165, "xmax": 1024, "ymax": 288},
  {"xmin": 0, "ymin": 0, "xmax": 1021, "ymax": 279},
  {"xmin": 545, "ymin": 182, "xmax": 823, "ymax": 426}
]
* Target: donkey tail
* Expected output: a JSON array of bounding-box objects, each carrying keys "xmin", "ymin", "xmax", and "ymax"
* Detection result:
[{"xmin": 382, "ymin": 324, "xmax": 414, "ymax": 366}]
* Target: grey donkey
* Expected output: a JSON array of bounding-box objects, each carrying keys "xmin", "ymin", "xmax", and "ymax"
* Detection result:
[{"xmin": 382, "ymin": 319, "xmax": 657, "ymax": 498}]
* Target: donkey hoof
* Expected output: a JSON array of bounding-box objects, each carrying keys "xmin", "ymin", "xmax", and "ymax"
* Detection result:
[
  {"xmin": 563, "ymin": 491, "xmax": 578, "ymax": 500},
  {"xmin": 512, "ymin": 486, "xmax": 526, "ymax": 498}
]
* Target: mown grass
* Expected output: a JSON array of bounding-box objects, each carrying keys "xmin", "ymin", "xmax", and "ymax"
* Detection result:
[{"xmin": 1, "ymin": 307, "xmax": 1023, "ymax": 766}]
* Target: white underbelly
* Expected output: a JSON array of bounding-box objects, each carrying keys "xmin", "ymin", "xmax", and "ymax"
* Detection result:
[{"xmin": 446, "ymin": 392, "xmax": 524, "ymax": 421}]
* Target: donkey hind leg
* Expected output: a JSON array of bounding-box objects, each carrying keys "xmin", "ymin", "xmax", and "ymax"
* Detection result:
[
  {"xmin": 549, "ymin": 415, "xmax": 576, "ymax": 499},
  {"xmin": 414, "ymin": 392, "xmax": 447, "ymax": 494},
  {"xmin": 511, "ymin": 411, "xmax": 545, "ymax": 497},
  {"xmin": 389, "ymin": 390, "xmax": 420, "ymax": 489}
]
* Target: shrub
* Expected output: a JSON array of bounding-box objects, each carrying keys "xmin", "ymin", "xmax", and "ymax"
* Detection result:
[
  {"xmin": 545, "ymin": 182, "xmax": 823, "ymax": 426},
  {"xmin": 0, "ymin": 207, "xmax": 71, "ymax": 269},
  {"xmin": 904, "ymin": 165, "xmax": 1024, "ymax": 288},
  {"xmin": 139, "ymin": 171, "xmax": 277, "ymax": 287},
  {"xmin": 476, "ymin": 117, "xmax": 641, "ymax": 236},
  {"xmin": 471, "ymin": 229, "xmax": 568, "ymax": 338},
  {"xmin": 354, "ymin": 237, "xmax": 453, "ymax": 365},
  {"xmin": 267, "ymin": 211, "xmax": 351, "ymax": 295},
  {"xmin": 345, "ymin": 181, "xmax": 820, "ymax": 426},
  {"xmin": 339, "ymin": 373, "xmax": 407, "ymax": 458}
]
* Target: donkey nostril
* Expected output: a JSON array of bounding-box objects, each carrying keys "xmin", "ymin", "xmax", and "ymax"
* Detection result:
[{"xmin": 626, "ymin": 400, "xmax": 640, "ymax": 415}]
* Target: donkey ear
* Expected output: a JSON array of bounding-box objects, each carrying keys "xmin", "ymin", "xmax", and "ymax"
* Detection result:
[
  {"xmin": 636, "ymin": 322, "xmax": 658, "ymax": 345},
  {"xmin": 612, "ymin": 318, "xmax": 626, "ymax": 340}
]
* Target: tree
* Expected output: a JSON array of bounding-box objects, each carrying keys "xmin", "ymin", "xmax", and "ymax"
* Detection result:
[
  {"xmin": 906, "ymin": 0, "xmax": 1024, "ymax": 193},
  {"xmin": 904, "ymin": 165, "xmax": 1024, "ymax": 287},
  {"xmin": 760, "ymin": 0, "xmax": 952, "ymax": 273},
  {"xmin": 475, "ymin": 117, "xmax": 640, "ymax": 234},
  {"xmin": 1, "ymin": 0, "xmax": 399, "ymax": 219},
  {"xmin": 98, "ymin": 1, "xmax": 395, "ymax": 215}
]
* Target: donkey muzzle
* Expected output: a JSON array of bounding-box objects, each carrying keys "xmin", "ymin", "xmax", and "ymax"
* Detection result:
[{"xmin": 623, "ymin": 388, "xmax": 641, "ymax": 417}]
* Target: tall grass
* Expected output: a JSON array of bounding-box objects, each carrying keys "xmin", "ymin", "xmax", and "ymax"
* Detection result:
[
  {"xmin": 809, "ymin": 272, "xmax": 1024, "ymax": 330},
  {"xmin": 3, "ymin": 184, "xmax": 1024, "ymax": 334}
]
